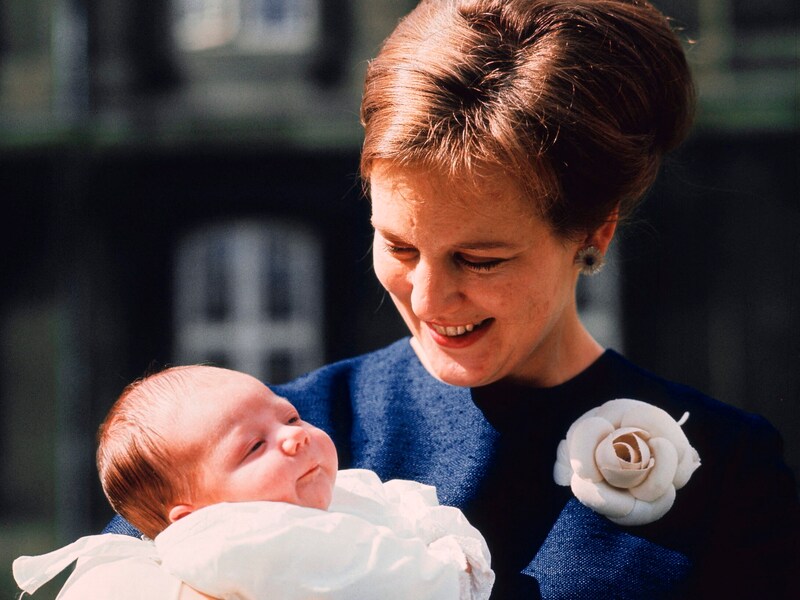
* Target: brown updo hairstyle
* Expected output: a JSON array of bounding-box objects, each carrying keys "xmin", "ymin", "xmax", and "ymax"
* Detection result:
[
  {"xmin": 97, "ymin": 366, "xmax": 202, "ymax": 539},
  {"xmin": 360, "ymin": 0, "xmax": 695, "ymax": 238}
]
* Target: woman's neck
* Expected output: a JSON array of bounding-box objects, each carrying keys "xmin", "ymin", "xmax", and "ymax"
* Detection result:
[{"xmin": 511, "ymin": 316, "xmax": 605, "ymax": 389}]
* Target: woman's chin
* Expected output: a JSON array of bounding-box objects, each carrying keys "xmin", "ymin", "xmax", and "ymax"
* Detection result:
[
  {"xmin": 437, "ymin": 368, "xmax": 498, "ymax": 388},
  {"xmin": 411, "ymin": 335, "xmax": 502, "ymax": 387},
  {"xmin": 420, "ymin": 351, "xmax": 500, "ymax": 387}
]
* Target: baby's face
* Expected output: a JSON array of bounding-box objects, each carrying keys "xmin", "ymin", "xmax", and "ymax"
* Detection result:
[{"xmin": 171, "ymin": 367, "xmax": 338, "ymax": 513}]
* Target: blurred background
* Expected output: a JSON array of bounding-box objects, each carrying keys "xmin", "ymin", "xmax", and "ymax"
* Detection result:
[{"xmin": 0, "ymin": 0, "xmax": 797, "ymax": 597}]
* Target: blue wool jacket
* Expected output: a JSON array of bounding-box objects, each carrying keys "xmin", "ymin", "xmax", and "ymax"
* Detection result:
[{"xmin": 106, "ymin": 339, "xmax": 799, "ymax": 599}]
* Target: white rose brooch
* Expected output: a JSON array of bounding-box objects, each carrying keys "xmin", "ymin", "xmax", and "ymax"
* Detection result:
[{"xmin": 553, "ymin": 399, "xmax": 701, "ymax": 526}]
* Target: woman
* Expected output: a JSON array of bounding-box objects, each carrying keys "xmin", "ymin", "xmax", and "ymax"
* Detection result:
[
  {"xmin": 274, "ymin": 0, "xmax": 799, "ymax": 597},
  {"xmin": 101, "ymin": 0, "xmax": 797, "ymax": 598}
]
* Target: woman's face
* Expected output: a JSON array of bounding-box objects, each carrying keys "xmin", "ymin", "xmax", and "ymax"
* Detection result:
[{"xmin": 370, "ymin": 163, "xmax": 587, "ymax": 387}]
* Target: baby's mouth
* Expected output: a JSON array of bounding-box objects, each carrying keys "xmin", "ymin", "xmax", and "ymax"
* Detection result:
[
  {"xmin": 429, "ymin": 318, "xmax": 491, "ymax": 337},
  {"xmin": 300, "ymin": 464, "xmax": 321, "ymax": 480}
]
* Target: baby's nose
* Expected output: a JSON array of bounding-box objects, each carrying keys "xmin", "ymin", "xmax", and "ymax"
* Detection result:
[{"xmin": 280, "ymin": 426, "xmax": 310, "ymax": 455}]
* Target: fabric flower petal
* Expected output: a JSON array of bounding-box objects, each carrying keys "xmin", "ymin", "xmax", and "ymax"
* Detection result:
[
  {"xmin": 595, "ymin": 432, "xmax": 651, "ymax": 489},
  {"xmin": 673, "ymin": 446, "xmax": 701, "ymax": 489},
  {"xmin": 610, "ymin": 485, "xmax": 676, "ymax": 527},
  {"xmin": 600, "ymin": 466, "xmax": 651, "ymax": 489},
  {"xmin": 563, "ymin": 406, "xmax": 601, "ymax": 440},
  {"xmin": 617, "ymin": 401, "xmax": 691, "ymax": 455},
  {"xmin": 610, "ymin": 428, "xmax": 652, "ymax": 468},
  {"xmin": 567, "ymin": 417, "xmax": 615, "ymax": 482},
  {"xmin": 629, "ymin": 437, "xmax": 678, "ymax": 502},
  {"xmin": 553, "ymin": 440, "xmax": 573, "ymax": 486},
  {"xmin": 570, "ymin": 475, "xmax": 635, "ymax": 519},
  {"xmin": 593, "ymin": 399, "xmax": 643, "ymax": 427}
]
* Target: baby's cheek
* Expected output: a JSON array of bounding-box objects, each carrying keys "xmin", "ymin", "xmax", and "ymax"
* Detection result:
[
  {"xmin": 316, "ymin": 482, "xmax": 336, "ymax": 511},
  {"xmin": 310, "ymin": 428, "xmax": 338, "ymax": 469},
  {"xmin": 297, "ymin": 475, "xmax": 334, "ymax": 510}
]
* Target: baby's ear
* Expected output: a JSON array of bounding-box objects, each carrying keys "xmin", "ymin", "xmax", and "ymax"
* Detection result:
[{"xmin": 168, "ymin": 503, "xmax": 196, "ymax": 524}]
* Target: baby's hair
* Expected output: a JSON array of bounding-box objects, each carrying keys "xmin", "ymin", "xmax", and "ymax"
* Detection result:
[{"xmin": 97, "ymin": 365, "xmax": 209, "ymax": 539}]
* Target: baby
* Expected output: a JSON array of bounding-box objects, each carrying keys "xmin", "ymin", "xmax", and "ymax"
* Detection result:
[{"xmin": 14, "ymin": 365, "xmax": 494, "ymax": 600}]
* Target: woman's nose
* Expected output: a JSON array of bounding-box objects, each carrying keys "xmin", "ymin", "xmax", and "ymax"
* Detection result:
[
  {"xmin": 409, "ymin": 259, "xmax": 462, "ymax": 319},
  {"xmin": 280, "ymin": 426, "xmax": 310, "ymax": 456}
]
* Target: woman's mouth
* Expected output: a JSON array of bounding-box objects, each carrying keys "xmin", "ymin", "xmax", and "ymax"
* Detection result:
[
  {"xmin": 429, "ymin": 318, "xmax": 490, "ymax": 337},
  {"xmin": 425, "ymin": 318, "xmax": 492, "ymax": 348}
]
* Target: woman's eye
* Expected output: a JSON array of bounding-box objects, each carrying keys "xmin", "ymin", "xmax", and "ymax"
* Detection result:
[
  {"xmin": 457, "ymin": 255, "xmax": 505, "ymax": 271},
  {"xmin": 385, "ymin": 243, "xmax": 416, "ymax": 257}
]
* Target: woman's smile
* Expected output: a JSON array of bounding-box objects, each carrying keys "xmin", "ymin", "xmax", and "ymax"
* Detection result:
[
  {"xmin": 426, "ymin": 318, "xmax": 493, "ymax": 348},
  {"xmin": 428, "ymin": 318, "xmax": 490, "ymax": 337}
]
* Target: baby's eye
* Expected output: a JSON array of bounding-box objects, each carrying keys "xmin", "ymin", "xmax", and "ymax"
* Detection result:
[{"xmin": 249, "ymin": 440, "xmax": 265, "ymax": 454}]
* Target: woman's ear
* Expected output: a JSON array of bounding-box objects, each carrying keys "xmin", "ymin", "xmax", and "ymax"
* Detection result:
[
  {"xmin": 585, "ymin": 208, "xmax": 619, "ymax": 253},
  {"xmin": 168, "ymin": 503, "xmax": 196, "ymax": 524}
]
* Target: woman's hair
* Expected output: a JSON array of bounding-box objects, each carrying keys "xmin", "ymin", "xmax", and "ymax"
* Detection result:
[
  {"xmin": 97, "ymin": 366, "xmax": 202, "ymax": 539},
  {"xmin": 360, "ymin": 0, "xmax": 695, "ymax": 238}
]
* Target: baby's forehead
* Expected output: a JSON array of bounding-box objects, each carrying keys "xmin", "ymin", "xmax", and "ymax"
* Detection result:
[
  {"xmin": 181, "ymin": 366, "xmax": 268, "ymax": 396},
  {"xmin": 189, "ymin": 368, "xmax": 292, "ymax": 413}
]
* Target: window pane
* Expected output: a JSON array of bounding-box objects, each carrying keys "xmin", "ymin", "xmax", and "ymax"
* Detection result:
[{"xmin": 174, "ymin": 219, "xmax": 324, "ymax": 382}]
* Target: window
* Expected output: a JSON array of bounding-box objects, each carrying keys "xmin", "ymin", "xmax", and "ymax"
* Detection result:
[
  {"xmin": 174, "ymin": 219, "xmax": 324, "ymax": 382},
  {"xmin": 174, "ymin": 0, "xmax": 320, "ymax": 52}
]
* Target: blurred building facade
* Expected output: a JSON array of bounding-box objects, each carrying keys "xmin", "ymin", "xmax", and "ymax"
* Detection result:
[{"xmin": 0, "ymin": 1, "xmax": 797, "ymax": 597}]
